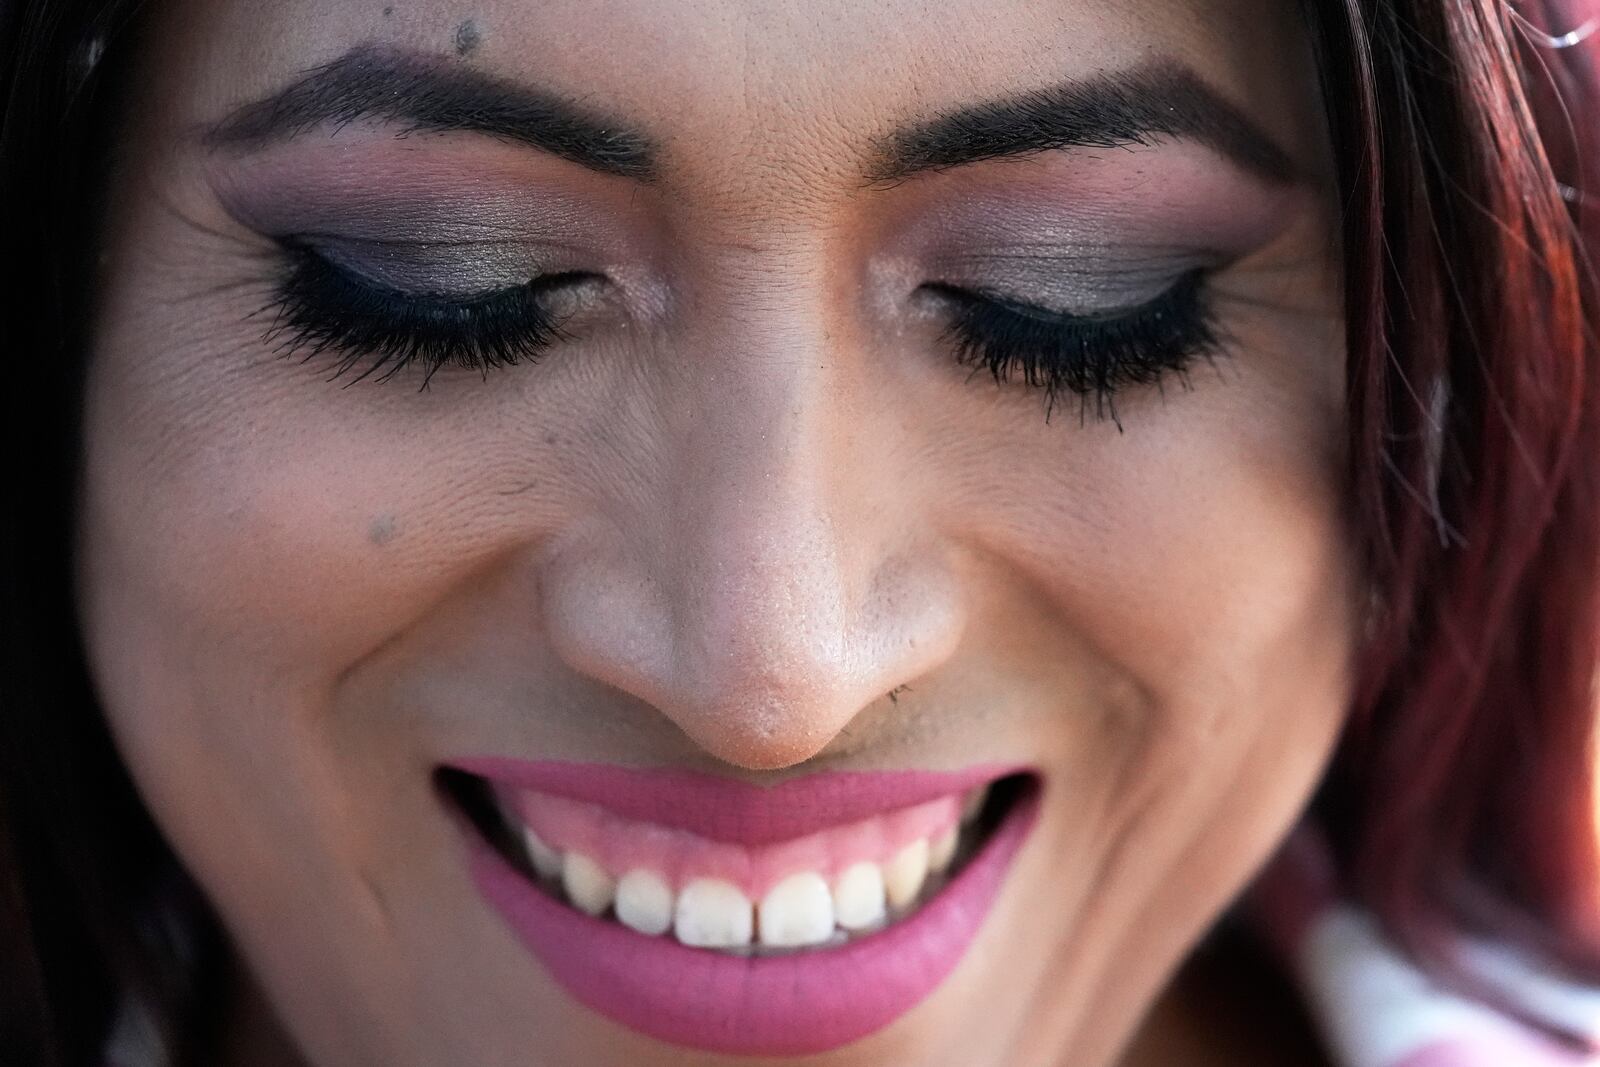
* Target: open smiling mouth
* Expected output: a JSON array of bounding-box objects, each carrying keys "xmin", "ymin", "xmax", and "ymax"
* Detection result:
[{"xmin": 439, "ymin": 760, "xmax": 1041, "ymax": 1056}]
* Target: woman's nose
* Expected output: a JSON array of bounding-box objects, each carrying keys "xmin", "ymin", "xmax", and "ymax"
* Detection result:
[{"xmin": 537, "ymin": 307, "xmax": 966, "ymax": 771}]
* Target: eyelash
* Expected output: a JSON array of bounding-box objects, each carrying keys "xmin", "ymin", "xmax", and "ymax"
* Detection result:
[
  {"xmin": 264, "ymin": 241, "xmax": 580, "ymax": 385},
  {"xmin": 927, "ymin": 269, "xmax": 1220, "ymax": 422},
  {"xmin": 264, "ymin": 244, "xmax": 1220, "ymax": 410}
]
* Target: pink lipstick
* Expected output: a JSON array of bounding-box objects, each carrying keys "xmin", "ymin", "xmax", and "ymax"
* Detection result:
[{"xmin": 446, "ymin": 760, "xmax": 1039, "ymax": 1056}]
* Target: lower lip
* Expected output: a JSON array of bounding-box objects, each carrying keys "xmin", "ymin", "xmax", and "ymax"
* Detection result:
[{"xmin": 463, "ymin": 777, "xmax": 1039, "ymax": 1057}]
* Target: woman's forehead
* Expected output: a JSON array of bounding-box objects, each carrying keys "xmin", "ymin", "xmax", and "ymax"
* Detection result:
[{"xmin": 138, "ymin": 0, "xmax": 1326, "ymax": 175}]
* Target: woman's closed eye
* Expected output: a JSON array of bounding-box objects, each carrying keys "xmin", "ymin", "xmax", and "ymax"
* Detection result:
[
  {"xmin": 923, "ymin": 269, "xmax": 1221, "ymax": 420},
  {"xmin": 263, "ymin": 238, "xmax": 602, "ymax": 386},
  {"xmin": 263, "ymin": 239, "xmax": 1223, "ymax": 415}
]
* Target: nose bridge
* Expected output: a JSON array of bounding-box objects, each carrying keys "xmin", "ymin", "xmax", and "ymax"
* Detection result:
[
  {"xmin": 539, "ymin": 250, "xmax": 964, "ymax": 771},
  {"xmin": 675, "ymin": 351, "xmax": 849, "ymax": 680},
  {"xmin": 656, "ymin": 280, "xmax": 875, "ymax": 761},
  {"xmin": 669, "ymin": 234, "xmax": 863, "ymax": 621}
]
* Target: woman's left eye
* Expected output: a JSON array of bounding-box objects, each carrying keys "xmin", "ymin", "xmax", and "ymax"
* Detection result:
[
  {"xmin": 264, "ymin": 241, "xmax": 595, "ymax": 386},
  {"xmin": 925, "ymin": 269, "xmax": 1222, "ymax": 421}
]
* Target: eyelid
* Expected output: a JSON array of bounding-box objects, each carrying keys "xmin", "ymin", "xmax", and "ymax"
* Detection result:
[
  {"xmin": 288, "ymin": 230, "xmax": 570, "ymax": 250},
  {"xmin": 281, "ymin": 234, "xmax": 586, "ymax": 299},
  {"xmin": 925, "ymin": 249, "xmax": 1224, "ymax": 314},
  {"xmin": 924, "ymin": 274, "xmax": 1187, "ymax": 322}
]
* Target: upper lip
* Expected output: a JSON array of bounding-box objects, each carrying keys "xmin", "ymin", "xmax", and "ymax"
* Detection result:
[{"xmin": 446, "ymin": 757, "xmax": 1025, "ymax": 845}]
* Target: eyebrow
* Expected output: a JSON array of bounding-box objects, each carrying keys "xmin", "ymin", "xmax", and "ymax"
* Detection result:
[
  {"xmin": 869, "ymin": 62, "xmax": 1298, "ymax": 185},
  {"xmin": 208, "ymin": 47, "xmax": 1292, "ymax": 189},
  {"xmin": 205, "ymin": 44, "xmax": 658, "ymax": 181}
]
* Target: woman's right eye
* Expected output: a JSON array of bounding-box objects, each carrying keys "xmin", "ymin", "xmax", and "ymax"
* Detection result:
[{"xmin": 264, "ymin": 241, "xmax": 595, "ymax": 386}]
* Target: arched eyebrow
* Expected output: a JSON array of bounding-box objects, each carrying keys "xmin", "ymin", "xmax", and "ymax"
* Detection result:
[
  {"xmin": 868, "ymin": 61, "xmax": 1299, "ymax": 185},
  {"xmin": 204, "ymin": 43, "xmax": 659, "ymax": 181},
  {"xmin": 206, "ymin": 45, "xmax": 1296, "ymax": 188}
]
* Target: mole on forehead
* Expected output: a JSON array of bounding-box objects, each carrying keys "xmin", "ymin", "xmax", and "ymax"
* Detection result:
[{"xmin": 454, "ymin": 18, "xmax": 483, "ymax": 56}]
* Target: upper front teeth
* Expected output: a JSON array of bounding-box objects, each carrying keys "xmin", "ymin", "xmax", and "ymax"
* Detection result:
[
  {"xmin": 504, "ymin": 781, "xmax": 991, "ymax": 951},
  {"xmin": 675, "ymin": 878, "xmax": 754, "ymax": 948},
  {"xmin": 831, "ymin": 861, "xmax": 887, "ymax": 931},
  {"xmin": 615, "ymin": 869, "xmax": 674, "ymax": 936},
  {"xmin": 758, "ymin": 872, "xmax": 836, "ymax": 948}
]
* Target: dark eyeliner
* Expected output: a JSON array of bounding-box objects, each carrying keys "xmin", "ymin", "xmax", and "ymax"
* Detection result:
[
  {"xmin": 928, "ymin": 269, "xmax": 1220, "ymax": 423},
  {"xmin": 263, "ymin": 240, "xmax": 586, "ymax": 386}
]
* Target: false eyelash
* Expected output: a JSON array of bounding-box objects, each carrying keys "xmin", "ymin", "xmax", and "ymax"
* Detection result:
[
  {"xmin": 260, "ymin": 241, "xmax": 583, "ymax": 386},
  {"xmin": 928, "ymin": 269, "xmax": 1222, "ymax": 424}
]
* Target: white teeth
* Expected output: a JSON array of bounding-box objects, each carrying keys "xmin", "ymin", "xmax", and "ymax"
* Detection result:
[
  {"xmin": 928, "ymin": 825, "xmax": 959, "ymax": 871},
  {"xmin": 562, "ymin": 852, "xmax": 616, "ymax": 916},
  {"xmin": 883, "ymin": 838, "xmax": 931, "ymax": 909},
  {"xmin": 523, "ymin": 827, "xmax": 564, "ymax": 881},
  {"xmin": 758, "ymin": 872, "xmax": 836, "ymax": 948},
  {"xmin": 961, "ymin": 786, "xmax": 988, "ymax": 826},
  {"xmin": 614, "ymin": 869, "xmax": 675, "ymax": 936},
  {"xmin": 503, "ymin": 787, "xmax": 995, "ymax": 948},
  {"xmin": 831, "ymin": 861, "xmax": 888, "ymax": 931},
  {"xmin": 674, "ymin": 878, "xmax": 754, "ymax": 948}
]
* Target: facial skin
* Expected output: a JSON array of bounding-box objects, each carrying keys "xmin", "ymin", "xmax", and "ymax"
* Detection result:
[{"xmin": 77, "ymin": 1, "xmax": 1353, "ymax": 1064}]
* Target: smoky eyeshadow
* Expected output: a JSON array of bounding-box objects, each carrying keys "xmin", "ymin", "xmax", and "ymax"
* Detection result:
[
  {"xmin": 211, "ymin": 163, "xmax": 611, "ymax": 292},
  {"xmin": 893, "ymin": 147, "xmax": 1298, "ymax": 312},
  {"xmin": 293, "ymin": 234, "xmax": 548, "ymax": 296},
  {"xmin": 221, "ymin": 176, "xmax": 580, "ymax": 237},
  {"xmin": 927, "ymin": 243, "xmax": 1226, "ymax": 312}
]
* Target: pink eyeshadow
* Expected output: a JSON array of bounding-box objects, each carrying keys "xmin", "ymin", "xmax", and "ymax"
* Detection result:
[{"xmin": 879, "ymin": 138, "xmax": 1313, "ymax": 267}]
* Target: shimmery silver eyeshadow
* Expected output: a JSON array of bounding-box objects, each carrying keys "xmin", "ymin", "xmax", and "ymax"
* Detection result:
[
  {"xmin": 301, "ymin": 234, "xmax": 549, "ymax": 296},
  {"xmin": 212, "ymin": 174, "xmax": 607, "ymax": 294},
  {"xmin": 930, "ymin": 245, "xmax": 1219, "ymax": 311}
]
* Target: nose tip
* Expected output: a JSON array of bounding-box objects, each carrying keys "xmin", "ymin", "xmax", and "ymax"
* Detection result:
[
  {"xmin": 675, "ymin": 684, "xmax": 861, "ymax": 773},
  {"xmin": 659, "ymin": 523, "xmax": 888, "ymax": 769},
  {"xmin": 539, "ymin": 518, "xmax": 963, "ymax": 772}
]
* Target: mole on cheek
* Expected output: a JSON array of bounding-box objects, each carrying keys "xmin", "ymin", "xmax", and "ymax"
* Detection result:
[
  {"xmin": 453, "ymin": 18, "xmax": 482, "ymax": 56},
  {"xmin": 368, "ymin": 515, "xmax": 399, "ymax": 546}
]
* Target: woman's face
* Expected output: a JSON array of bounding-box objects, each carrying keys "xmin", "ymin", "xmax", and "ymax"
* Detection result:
[{"xmin": 79, "ymin": 1, "xmax": 1353, "ymax": 1064}]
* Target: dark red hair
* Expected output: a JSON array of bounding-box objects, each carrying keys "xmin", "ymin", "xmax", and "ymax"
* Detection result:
[
  {"xmin": 1314, "ymin": 0, "xmax": 1600, "ymax": 981},
  {"xmin": 1, "ymin": 1, "xmax": 1598, "ymax": 1064}
]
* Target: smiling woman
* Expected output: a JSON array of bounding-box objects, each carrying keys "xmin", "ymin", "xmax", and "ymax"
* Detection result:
[{"xmin": 1, "ymin": 2, "xmax": 1598, "ymax": 1067}]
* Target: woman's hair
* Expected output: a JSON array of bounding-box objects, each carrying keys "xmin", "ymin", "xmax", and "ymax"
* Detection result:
[
  {"xmin": 1325, "ymin": 0, "xmax": 1600, "ymax": 979},
  {"xmin": 3, "ymin": 0, "xmax": 1599, "ymax": 1062}
]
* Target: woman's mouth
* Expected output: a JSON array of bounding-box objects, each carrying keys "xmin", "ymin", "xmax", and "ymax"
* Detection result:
[{"xmin": 440, "ymin": 759, "xmax": 1040, "ymax": 1056}]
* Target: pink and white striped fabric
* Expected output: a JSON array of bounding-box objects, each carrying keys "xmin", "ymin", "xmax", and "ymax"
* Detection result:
[{"xmin": 1252, "ymin": 828, "xmax": 1600, "ymax": 1067}]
